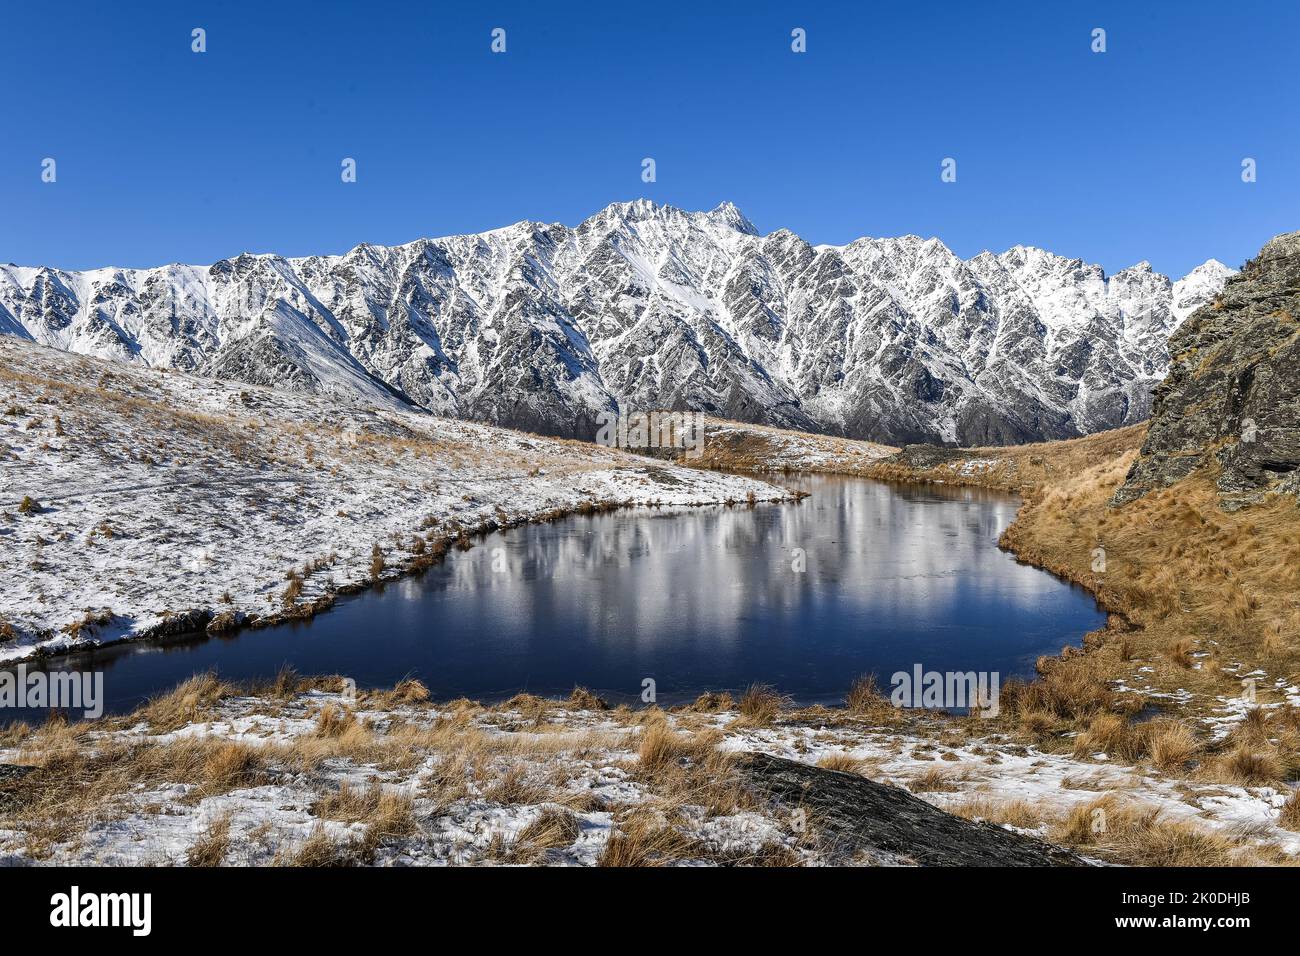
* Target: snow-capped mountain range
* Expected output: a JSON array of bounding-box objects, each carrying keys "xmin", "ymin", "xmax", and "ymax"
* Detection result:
[{"xmin": 0, "ymin": 200, "xmax": 1234, "ymax": 445}]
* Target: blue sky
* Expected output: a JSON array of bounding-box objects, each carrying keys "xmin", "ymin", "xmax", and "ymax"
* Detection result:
[{"xmin": 2, "ymin": 0, "xmax": 1295, "ymax": 275}]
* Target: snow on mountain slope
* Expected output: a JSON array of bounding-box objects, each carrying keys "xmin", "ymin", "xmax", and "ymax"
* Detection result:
[
  {"xmin": 0, "ymin": 336, "xmax": 791, "ymax": 660},
  {"xmin": 0, "ymin": 201, "xmax": 1234, "ymax": 445}
]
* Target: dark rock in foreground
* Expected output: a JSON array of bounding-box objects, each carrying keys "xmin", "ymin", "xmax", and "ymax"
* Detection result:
[{"xmin": 741, "ymin": 752, "xmax": 1088, "ymax": 866}]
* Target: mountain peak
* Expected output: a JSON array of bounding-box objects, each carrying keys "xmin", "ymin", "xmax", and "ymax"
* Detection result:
[
  {"xmin": 706, "ymin": 201, "xmax": 758, "ymax": 235},
  {"xmin": 1182, "ymin": 258, "xmax": 1234, "ymax": 279},
  {"xmin": 581, "ymin": 199, "xmax": 758, "ymax": 237}
]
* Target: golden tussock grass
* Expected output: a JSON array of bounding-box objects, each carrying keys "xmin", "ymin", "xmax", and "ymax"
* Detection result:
[
  {"xmin": 484, "ymin": 764, "xmax": 550, "ymax": 805},
  {"xmin": 905, "ymin": 765, "xmax": 963, "ymax": 793},
  {"xmin": 1279, "ymin": 792, "xmax": 1300, "ymax": 831},
  {"xmin": 598, "ymin": 811, "xmax": 704, "ymax": 867},
  {"xmin": 637, "ymin": 720, "xmax": 718, "ymax": 775},
  {"xmin": 508, "ymin": 807, "xmax": 582, "ymax": 863},
  {"xmin": 186, "ymin": 812, "xmax": 233, "ymax": 867},
  {"xmin": 361, "ymin": 678, "xmax": 430, "ymax": 708},
  {"xmin": 949, "ymin": 798, "xmax": 1045, "ymax": 831},
  {"xmin": 1146, "ymin": 719, "xmax": 1202, "ymax": 772},
  {"xmin": 634, "ymin": 718, "xmax": 749, "ymax": 817},
  {"xmin": 736, "ymin": 683, "xmax": 786, "ymax": 726},
  {"xmin": 1204, "ymin": 744, "xmax": 1284, "ymax": 786},
  {"xmin": 597, "ymin": 802, "xmax": 800, "ymax": 867},
  {"xmin": 1163, "ymin": 638, "xmax": 1195, "ymax": 669},
  {"xmin": 816, "ymin": 752, "xmax": 865, "ymax": 774},
  {"xmin": 1, "ymin": 736, "xmax": 268, "ymax": 857},
  {"xmin": 1072, "ymin": 712, "xmax": 1140, "ymax": 760},
  {"xmin": 999, "ymin": 667, "xmax": 1122, "ymax": 725},
  {"xmin": 686, "ymin": 691, "xmax": 735, "ymax": 712},
  {"xmin": 275, "ymin": 824, "xmax": 360, "ymax": 867},
  {"xmin": 1050, "ymin": 795, "xmax": 1289, "ymax": 866},
  {"xmin": 312, "ymin": 781, "xmax": 413, "ymax": 829},
  {"xmin": 314, "ymin": 703, "xmax": 360, "ymax": 738},
  {"xmin": 1071, "ymin": 714, "xmax": 1202, "ymax": 770},
  {"xmin": 844, "ymin": 674, "xmax": 893, "ymax": 717}
]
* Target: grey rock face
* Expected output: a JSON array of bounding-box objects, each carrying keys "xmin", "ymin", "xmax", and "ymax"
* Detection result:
[
  {"xmin": 0, "ymin": 201, "xmax": 1232, "ymax": 445},
  {"xmin": 1114, "ymin": 231, "xmax": 1300, "ymax": 507}
]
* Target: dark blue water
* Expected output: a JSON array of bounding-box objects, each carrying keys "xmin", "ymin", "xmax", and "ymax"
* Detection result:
[{"xmin": 3, "ymin": 477, "xmax": 1104, "ymax": 720}]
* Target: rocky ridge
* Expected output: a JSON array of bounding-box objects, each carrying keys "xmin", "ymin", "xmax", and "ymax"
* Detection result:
[
  {"xmin": 1115, "ymin": 231, "xmax": 1300, "ymax": 508},
  {"xmin": 0, "ymin": 200, "xmax": 1233, "ymax": 445}
]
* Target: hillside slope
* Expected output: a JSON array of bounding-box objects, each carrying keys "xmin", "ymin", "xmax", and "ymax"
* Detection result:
[{"xmin": 0, "ymin": 337, "xmax": 789, "ymax": 661}]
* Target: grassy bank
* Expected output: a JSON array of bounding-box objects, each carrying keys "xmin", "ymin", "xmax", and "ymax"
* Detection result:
[{"xmin": 2, "ymin": 673, "xmax": 1295, "ymax": 866}]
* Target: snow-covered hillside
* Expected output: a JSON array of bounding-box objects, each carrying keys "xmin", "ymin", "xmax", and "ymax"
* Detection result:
[
  {"xmin": 0, "ymin": 337, "xmax": 790, "ymax": 660},
  {"xmin": 0, "ymin": 201, "xmax": 1234, "ymax": 445}
]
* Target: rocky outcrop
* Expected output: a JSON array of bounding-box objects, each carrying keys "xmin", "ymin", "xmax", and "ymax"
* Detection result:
[
  {"xmin": 740, "ymin": 752, "xmax": 1087, "ymax": 866},
  {"xmin": 1114, "ymin": 231, "xmax": 1300, "ymax": 508}
]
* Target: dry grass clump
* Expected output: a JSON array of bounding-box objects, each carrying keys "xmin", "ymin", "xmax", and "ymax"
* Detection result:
[
  {"xmin": 277, "ymin": 824, "xmax": 361, "ymax": 867},
  {"xmin": 510, "ymin": 807, "xmax": 582, "ymax": 863},
  {"xmin": 250, "ymin": 665, "xmax": 346, "ymax": 702},
  {"xmin": 0, "ymin": 720, "xmax": 30, "ymax": 748},
  {"xmin": 567, "ymin": 687, "xmax": 609, "ymax": 711},
  {"xmin": 949, "ymin": 798, "xmax": 1045, "ymax": 831},
  {"xmin": 281, "ymin": 570, "xmax": 304, "ymax": 607},
  {"xmin": 1051, "ymin": 796, "xmax": 1250, "ymax": 866},
  {"xmin": 197, "ymin": 741, "xmax": 263, "ymax": 793},
  {"xmin": 311, "ymin": 781, "xmax": 417, "ymax": 853},
  {"xmin": 362, "ymin": 678, "xmax": 430, "ymax": 708},
  {"xmin": 737, "ymin": 683, "xmax": 786, "ymax": 726},
  {"xmin": 498, "ymin": 692, "xmax": 553, "ymax": 726},
  {"xmin": 634, "ymin": 718, "xmax": 748, "ymax": 817},
  {"xmin": 1072, "ymin": 712, "xmax": 1139, "ymax": 760},
  {"xmin": 1205, "ymin": 744, "xmax": 1283, "ymax": 785},
  {"xmin": 62, "ymin": 608, "xmax": 115, "ymax": 640},
  {"xmin": 186, "ymin": 812, "xmax": 233, "ymax": 867},
  {"xmin": 1146, "ymin": 719, "xmax": 1202, "ymax": 771},
  {"xmin": 315, "ymin": 703, "xmax": 359, "ymax": 738},
  {"xmin": 1163, "ymin": 637, "xmax": 1195, "ymax": 669},
  {"xmin": 1071, "ymin": 714, "xmax": 1204, "ymax": 770},
  {"xmin": 1000, "ymin": 668, "xmax": 1119, "ymax": 730},
  {"xmin": 136, "ymin": 671, "xmax": 233, "ymax": 732},
  {"xmin": 598, "ymin": 803, "xmax": 799, "ymax": 867},
  {"xmin": 484, "ymin": 764, "xmax": 550, "ymax": 805},
  {"xmin": 688, "ymin": 691, "xmax": 735, "ymax": 712},
  {"xmin": 637, "ymin": 720, "xmax": 717, "ymax": 776},
  {"xmin": 598, "ymin": 818, "xmax": 698, "ymax": 867},
  {"xmin": 419, "ymin": 752, "xmax": 478, "ymax": 808},
  {"xmin": 816, "ymin": 752, "xmax": 865, "ymax": 774},
  {"xmin": 906, "ymin": 765, "xmax": 962, "ymax": 793},
  {"xmin": 312, "ymin": 781, "xmax": 403, "ymax": 824},
  {"xmin": 845, "ymin": 674, "xmax": 892, "ymax": 716},
  {"xmin": 1231, "ymin": 705, "xmax": 1272, "ymax": 745},
  {"xmin": 1278, "ymin": 792, "xmax": 1300, "ymax": 831}
]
